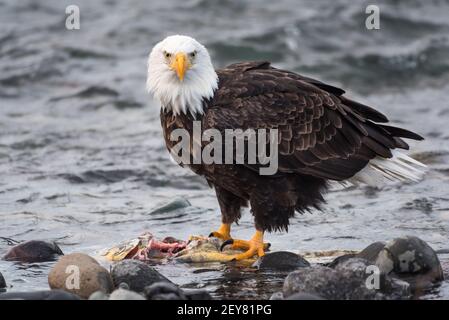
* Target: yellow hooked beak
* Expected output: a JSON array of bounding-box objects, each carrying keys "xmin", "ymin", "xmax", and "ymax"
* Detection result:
[{"xmin": 170, "ymin": 52, "xmax": 191, "ymax": 81}]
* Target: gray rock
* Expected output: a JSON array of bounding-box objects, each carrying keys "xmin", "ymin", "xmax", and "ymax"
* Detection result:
[
  {"xmin": 109, "ymin": 288, "xmax": 145, "ymax": 300},
  {"xmin": 150, "ymin": 198, "xmax": 191, "ymax": 214},
  {"xmin": 48, "ymin": 253, "xmax": 113, "ymax": 299},
  {"xmin": 144, "ymin": 281, "xmax": 187, "ymax": 300},
  {"xmin": 269, "ymin": 292, "xmax": 284, "ymax": 300},
  {"xmin": 327, "ymin": 253, "xmax": 356, "ymax": 268},
  {"xmin": 89, "ymin": 291, "xmax": 109, "ymax": 300},
  {"xmin": 375, "ymin": 236, "xmax": 444, "ymax": 291},
  {"xmin": 183, "ymin": 289, "xmax": 213, "ymax": 300},
  {"xmin": 111, "ymin": 260, "xmax": 171, "ymax": 293},
  {"xmin": 334, "ymin": 257, "xmax": 373, "ymax": 274},
  {"xmin": 283, "ymin": 265, "xmax": 382, "ymax": 300},
  {"xmin": 118, "ymin": 282, "xmax": 130, "ymax": 290},
  {"xmin": 383, "ymin": 278, "xmax": 411, "ymax": 299},
  {"xmin": 3, "ymin": 240, "xmax": 63, "ymax": 263},
  {"xmin": 358, "ymin": 241, "xmax": 386, "ymax": 262},
  {"xmin": 285, "ymin": 292, "xmax": 325, "ymax": 300},
  {"xmin": 0, "ymin": 290, "xmax": 81, "ymax": 300},
  {"xmin": 151, "ymin": 293, "xmax": 182, "ymax": 300},
  {"xmin": 327, "ymin": 237, "xmax": 442, "ymax": 295},
  {"xmin": 0, "ymin": 272, "xmax": 6, "ymax": 290},
  {"xmin": 328, "ymin": 241, "xmax": 386, "ymax": 268},
  {"xmin": 283, "ymin": 258, "xmax": 411, "ymax": 300},
  {"xmin": 336, "ymin": 258, "xmax": 411, "ymax": 299},
  {"xmin": 253, "ymin": 251, "xmax": 310, "ymax": 271}
]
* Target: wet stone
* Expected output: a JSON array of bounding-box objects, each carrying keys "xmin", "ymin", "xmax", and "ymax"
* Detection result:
[
  {"xmin": 328, "ymin": 241, "xmax": 386, "ymax": 269},
  {"xmin": 150, "ymin": 198, "xmax": 191, "ymax": 214},
  {"xmin": 441, "ymin": 258, "xmax": 449, "ymax": 278},
  {"xmin": 109, "ymin": 288, "xmax": 145, "ymax": 300},
  {"xmin": 183, "ymin": 289, "xmax": 213, "ymax": 300},
  {"xmin": 253, "ymin": 251, "xmax": 310, "ymax": 271},
  {"xmin": 152, "ymin": 293, "xmax": 181, "ymax": 300},
  {"xmin": 89, "ymin": 291, "xmax": 109, "ymax": 300},
  {"xmin": 375, "ymin": 236, "xmax": 444, "ymax": 291},
  {"xmin": 0, "ymin": 289, "xmax": 81, "ymax": 300},
  {"xmin": 48, "ymin": 253, "xmax": 114, "ymax": 299},
  {"xmin": 0, "ymin": 272, "xmax": 6, "ymax": 291},
  {"xmin": 285, "ymin": 292, "xmax": 325, "ymax": 300},
  {"xmin": 382, "ymin": 277, "xmax": 411, "ymax": 299},
  {"xmin": 357, "ymin": 241, "xmax": 386, "ymax": 262},
  {"xmin": 3, "ymin": 240, "xmax": 63, "ymax": 263},
  {"xmin": 284, "ymin": 258, "xmax": 410, "ymax": 300},
  {"xmin": 327, "ymin": 253, "xmax": 356, "ymax": 268},
  {"xmin": 269, "ymin": 292, "xmax": 284, "ymax": 300},
  {"xmin": 283, "ymin": 265, "xmax": 381, "ymax": 300},
  {"xmin": 335, "ymin": 258, "xmax": 411, "ymax": 299},
  {"xmin": 111, "ymin": 259, "xmax": 171, "ymax": 293},
  {"xmin": 118, "ymin": 282, "xmax": 130, "ymax": 290},
  {"xmin": 144, "ymin": 281, "xmax": 187, "ymax": 300}
]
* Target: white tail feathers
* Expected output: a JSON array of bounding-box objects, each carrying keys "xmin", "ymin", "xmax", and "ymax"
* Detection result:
[{"xmin": 349, "ymin": 150, "xmax": 427, "ymax": 186}]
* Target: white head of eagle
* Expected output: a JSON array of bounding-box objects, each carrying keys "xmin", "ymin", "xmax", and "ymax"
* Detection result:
[{"xmin": 147, "ymin": 35, "xmax": 218, "ymax": 116}]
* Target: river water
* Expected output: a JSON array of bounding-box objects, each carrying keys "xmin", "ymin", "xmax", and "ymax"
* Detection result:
[{"xmin": 0, "ymin": 0, "xmax": 448, "ymax": 299}]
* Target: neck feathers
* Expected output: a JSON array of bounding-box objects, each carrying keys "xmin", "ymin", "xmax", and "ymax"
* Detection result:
[
  {"xmin": 147, "ymin": 64, "xmax": 218, "ymax": 117},
  {"xmin": 161, "ymin": 85, "xmax": 213, "ymax": 117}
]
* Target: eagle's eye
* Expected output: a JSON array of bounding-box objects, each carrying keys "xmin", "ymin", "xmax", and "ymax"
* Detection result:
[
  {"xmin": 189, "ymin": 51, "xmax": 197, "ymax": 59},
  {"xmin": 164, "ymin": 51, "xmax": 172, "ymax": 59}
]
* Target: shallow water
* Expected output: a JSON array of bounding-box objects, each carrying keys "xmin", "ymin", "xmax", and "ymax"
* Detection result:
[{"xmin": 0, "ymin": 0, "xmax": 448, "ymax": 299}]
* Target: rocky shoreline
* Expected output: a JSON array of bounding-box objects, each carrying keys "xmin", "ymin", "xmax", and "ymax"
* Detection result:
[{"xmin": 0, "ymin": 235, "xmax": 446, "ymax": 300}]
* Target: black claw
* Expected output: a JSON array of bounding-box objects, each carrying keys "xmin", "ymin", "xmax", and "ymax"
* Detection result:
[{"xmin": 220, "ymin": 239, "xmax": 234, "ymax": 252}]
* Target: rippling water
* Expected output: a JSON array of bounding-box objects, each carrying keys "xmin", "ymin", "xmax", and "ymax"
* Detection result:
[{"xmin": 1, "ymin": 0, "xmax": 449, "ymax": 299}]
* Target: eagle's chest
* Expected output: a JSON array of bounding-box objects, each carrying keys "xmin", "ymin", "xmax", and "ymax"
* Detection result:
[
  {"xmin": 161, "ymin": 111, "xmax": 191, "ymax": 149},
  {"xmin": 159, "ymin": 110, "xmax": 256, "ymax": 199},
  {"xmin": 160, "ymin": 110, "xmax": 204, "ymax": 175}
]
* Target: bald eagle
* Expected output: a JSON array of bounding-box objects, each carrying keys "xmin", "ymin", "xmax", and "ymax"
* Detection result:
[{"xmin": 147, "ymin": 35, "xmax": 426, "ymax": 261}]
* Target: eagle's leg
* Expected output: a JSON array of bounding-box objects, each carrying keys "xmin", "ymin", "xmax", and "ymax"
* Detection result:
[
  {"xmin": 209, "ymin": 186, "xmax": 243, "ymax": 241},
  {"xmin": 209, "ymin": 223, "xmax": 231, "ymax": 240},
  {"xmin": 222, "ymin": 230, "xmax": 266, "ymax": 261}
]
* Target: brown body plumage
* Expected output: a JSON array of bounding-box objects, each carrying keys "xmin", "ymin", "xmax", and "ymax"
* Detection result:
[{"xmin": 160, "ymin": 61, "xmax": 423, "ymax": 233}]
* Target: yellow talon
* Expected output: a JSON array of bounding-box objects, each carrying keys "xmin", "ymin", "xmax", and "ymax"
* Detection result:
[
  {"xmin": 227, "ymin": 230, "xmax": 267, "ymax": 261},
  {"xmin": 209, "ymin": 226, "xmax": 269, "ymax": 262},
  {"xmin": 223, "ymin": 239, "xmax": 270, "ymax": 251},
  {"xmin": 209, "ymin": 223, "xmax": 232, "ymax": 240}
]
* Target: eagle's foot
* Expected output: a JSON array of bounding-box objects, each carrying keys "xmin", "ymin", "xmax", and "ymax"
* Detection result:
[
  {"xmin": 220, "ymin": 239, "xmax": 270, "ymax": 251},
  {"xmin": 221, "ymin": 231, "xmax": 267, "ymax": 261},
  {"xmin": 209, "ymin": 223, "xmax": 232, "ymax": 240}
]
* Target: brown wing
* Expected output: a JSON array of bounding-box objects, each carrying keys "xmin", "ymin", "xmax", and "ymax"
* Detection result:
[{"xmin": 202, "ymin": 61, "xmax": 423, "ymax": 181}]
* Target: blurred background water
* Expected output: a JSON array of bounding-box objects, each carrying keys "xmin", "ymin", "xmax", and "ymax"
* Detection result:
[{"xmin": 0, "ymin": 0, "xmax": 448, "ymax": 299}]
